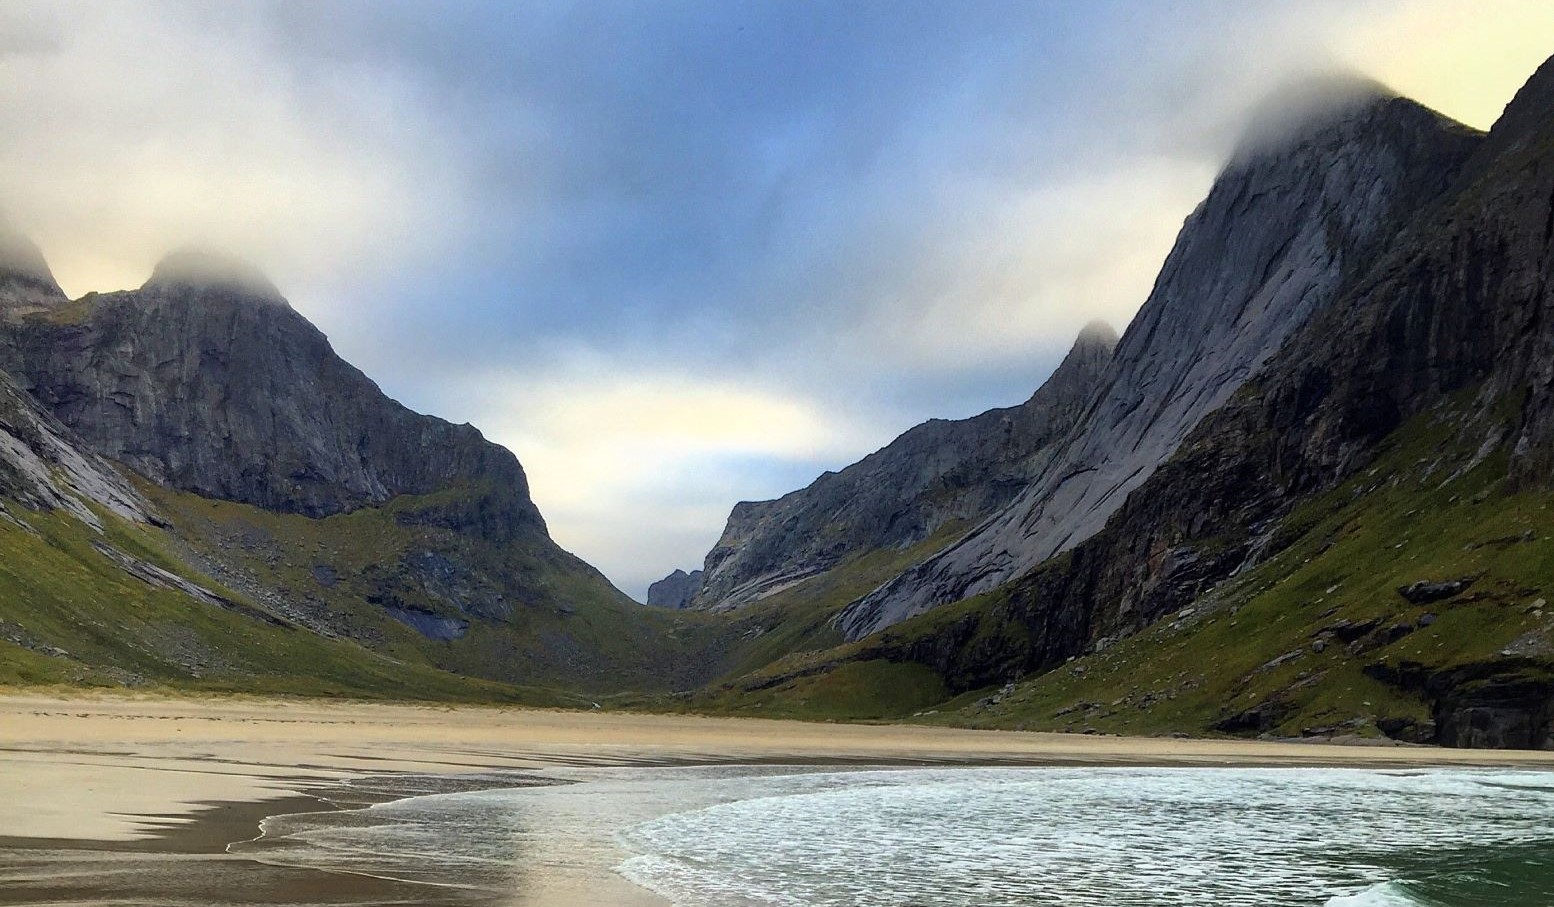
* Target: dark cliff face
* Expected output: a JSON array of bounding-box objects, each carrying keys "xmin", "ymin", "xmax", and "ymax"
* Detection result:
[
  {"xmin": 841, "ymin": 89, "xmax": 1485, "ymax": 639},
  {"xmin": 1, "ymin": 252, "xmax": 545, "ymax": 541},
  {"xmin": 689, "ymin": 322, "xmax": 1116, "ymax": 611},
  {"xmin": 857, "ymin": 56, "xmax": 1554, "ymax": 744}
]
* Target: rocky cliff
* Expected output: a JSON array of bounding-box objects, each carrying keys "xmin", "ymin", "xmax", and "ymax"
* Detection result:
[
  {"xmin": 840, "ymin": 85, "xmax": 1484, "ymax": 639},
  {"xmin": 1, "ymin": 250, "xmax": 545, "ymax": 541},
  {"xmin": 686, "ymin": 321, "xmax": 1115, "ymax": 611}
]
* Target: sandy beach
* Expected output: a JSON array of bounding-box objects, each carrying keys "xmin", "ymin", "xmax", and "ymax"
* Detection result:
[{"xmin": 2, "ymin": 690, "xmax": 1552, "ymax": 906}]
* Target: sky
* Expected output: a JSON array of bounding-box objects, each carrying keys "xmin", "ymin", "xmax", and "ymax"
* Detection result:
[{"xmin": 1, "ymin": 1, "xmax": 1551, "ymax": 597}]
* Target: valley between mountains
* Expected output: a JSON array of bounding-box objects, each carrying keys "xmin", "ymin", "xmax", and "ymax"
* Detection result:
[{"xmin": 5, "ymin": 57, "xmax": 1554, "ymax": 749}]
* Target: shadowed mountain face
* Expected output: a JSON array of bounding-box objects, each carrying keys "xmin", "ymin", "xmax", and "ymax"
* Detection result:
[
  {"xmin": 677, "ymin": 321, "xmax": 1116, "ymax": 613},
  {"xmin": 839, "ymin": 88, "xmax": 1484, "ymax": 639}
]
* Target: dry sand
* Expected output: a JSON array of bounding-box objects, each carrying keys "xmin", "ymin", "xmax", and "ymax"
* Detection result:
[{"xmin": 2, "ymin": 690, "xmax": 1552, "ymax": 905}]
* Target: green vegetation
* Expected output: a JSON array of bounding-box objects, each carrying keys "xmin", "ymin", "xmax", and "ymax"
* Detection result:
[
  {"xmin": 713, "ymin": 521, "xmax": 970, "ymax": 681},
  {"xmin": 0, "ymin": 505, "xmax": 530, "ymax": 700},
  {"xmin": 691, "ymin": 659, "xmax": 949, "ymax": 721},
  {"xmin": 144, "ymin": 482, "xmax": 738, "ymax": 696},
  {"xmin": 630, "ymin": 523, "xmax": 969, "ymax": 718}
]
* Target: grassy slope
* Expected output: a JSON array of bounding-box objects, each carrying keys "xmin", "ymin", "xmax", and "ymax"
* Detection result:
[
  {"xmin": 144, "ymin": 482, "xmax": 743, "ymax": 696},
  {"xmin": 639, "ymin": 523, "xmax": 969, "ymax": 720},
  {"xmin": 0, "ymin": 469, "xmax": 960, "ymax": 708},
  {"xmin": 0, "ymin": 505, "xmax": 532, "ymax": 701}
]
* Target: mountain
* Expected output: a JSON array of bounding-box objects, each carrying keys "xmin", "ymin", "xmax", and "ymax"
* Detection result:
[
  {"xmin": 6, "ymin": 57, "xmax": 1554, "ymax": 750},
  {"xmin": 675, "ymin": 321, "xmax": 1116, "ymax": 613},
  {"xmin": 647, "ymin": 568, "xmax": 703, "ymax": 608},
  {"xmin": 0, "ymin": 247, "xmax": 732, "ymax": 696},
  {"xmin": 839, "ymin": 83, "xmax": 1483, "ymax": 639},
  {"xmin": 702, "ymin": 58, "xmax": 1554, "ymax": 748}
]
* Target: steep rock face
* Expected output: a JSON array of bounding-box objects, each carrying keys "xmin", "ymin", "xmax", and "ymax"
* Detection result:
[
  {"xmin": 646, "ymin": 568, "xmax": 703, "ymax": 608},
  {"xmin": 692, "ymin": 322, "xmax": 1116, "ymax": 611},
  {"xmin": 856, "ymin": 55, "xmax": 1554, "ymax": 743},
  {"xmin": 841, "ymin": 89, "xmax": 1483, "ymax": 639},
  {"xmin": 1, "ymin": 251, "xmax": 545, "ymax": 541},
  {"xmin": 0, "ymin": 368, "xmax": 150, "ymax": 529}
]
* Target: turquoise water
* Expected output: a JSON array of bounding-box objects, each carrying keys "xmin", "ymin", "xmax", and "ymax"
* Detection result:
[{"xmin": 234, "ymin": 766, "xmax": 1554, "ymax": 906}]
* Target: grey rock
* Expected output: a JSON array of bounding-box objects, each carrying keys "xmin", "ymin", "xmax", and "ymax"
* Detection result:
[
  {"xmin": 383, "ymin": 606, "xmax": 469, "ymax": 641},
  {"xmin": 646, "ymin": 568, "xmax": 703, "ymax": 608},
  {"xmin": 693, "ymin": 322, "xmax": 1115, "ymax": 611},
  {"xmin": 841, "ymin": 88, "xmax": 1481, "ymax": 639},
  {"xmin": 0, "ymin": 366, "xmax": 150, "ymax": 528},
  {"xmin": 1398, "ymin": 578, "xmax": 1475, "ymax": 604}
]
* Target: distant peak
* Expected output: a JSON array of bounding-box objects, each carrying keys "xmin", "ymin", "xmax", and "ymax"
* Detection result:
[
  {"xmin": 0, "ymin": 218, "xmax": 65, "ymax": 308},
  {"xmin": 1231, "ymin": 70, "xmax": 1398, "ymax": 162},
  {"xmin": 144, "ymin": 248, "xmax": 283, "ymax": 302},
  {"xmin": 1475, "ymin": 52, "xmax": 1554, "ymax": 161},
  {"xmin": 1074, "ymin": 319, "xmax": 1118, "ymax": 350}
]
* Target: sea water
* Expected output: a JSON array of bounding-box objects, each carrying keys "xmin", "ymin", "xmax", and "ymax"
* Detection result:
[{"xmin": 233, "ymin": 766, "xmax": 1554, "ymax": 906}]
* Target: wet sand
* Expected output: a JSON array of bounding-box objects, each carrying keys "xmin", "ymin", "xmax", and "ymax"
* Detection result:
[{"xmin": 3, "ymin": 690, "xmax": 1552, "ymax": 906}]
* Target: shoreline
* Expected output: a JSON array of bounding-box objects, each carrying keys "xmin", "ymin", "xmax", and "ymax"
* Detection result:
[{"xmin": 3, "ymin": 690, "xmax": 1553, "ymax": 906}]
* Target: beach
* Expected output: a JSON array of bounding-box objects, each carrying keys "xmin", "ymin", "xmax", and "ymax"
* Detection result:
[{"xmin": 3, "ymin": 691, "xmax": 1553, "ymax": 907}]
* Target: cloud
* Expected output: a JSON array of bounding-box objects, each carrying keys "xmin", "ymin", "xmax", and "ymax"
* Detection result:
[
  {"xmin": 447, "ymin": 361, "xmax": 888, "ymax": 595},
  {"xmin": 0, "ymin": 1, "xmax": 468, "ymax": 296}
]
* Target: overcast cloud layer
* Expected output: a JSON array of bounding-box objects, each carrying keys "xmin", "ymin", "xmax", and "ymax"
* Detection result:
[{"xmin": 2, "ymin": 1, "xmax": 1550, "ymax": 596}]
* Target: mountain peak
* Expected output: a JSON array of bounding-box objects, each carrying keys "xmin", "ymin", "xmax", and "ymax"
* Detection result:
[
  {"xmin": 1074, "ymin": 319, "xmax": 1118, "ymax": 350},
  {"xmin": 1231, "ymin": 71, "xmax": 1398, "ymax": 162},
  {"xmin": 0, "ymin": 220, "xmax": 66, "ymax": 310},
  {"xmin": 1472, "ymin": 52, "xmax": 1554, "ymax": 165},
  {"xmin": 144, "ymin": 248, "xmax": 284, "ymax": 303}
]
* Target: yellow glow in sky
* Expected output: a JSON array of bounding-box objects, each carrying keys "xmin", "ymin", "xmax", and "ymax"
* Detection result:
[{"xmin": 1338, "ymin": 0, "xmax": 1554, "ymax": 130}]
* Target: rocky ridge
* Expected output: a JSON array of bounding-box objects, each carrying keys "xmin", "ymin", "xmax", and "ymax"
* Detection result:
[{"xmin": 0, "ymin": 245, "xmax": 700, "ymax": 693}]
